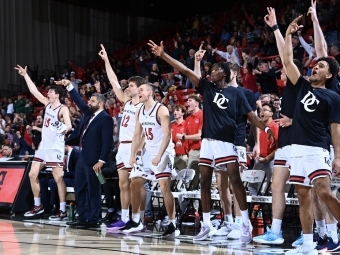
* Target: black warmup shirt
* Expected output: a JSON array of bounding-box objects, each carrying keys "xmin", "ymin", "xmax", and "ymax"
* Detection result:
[
  {"xmin": 278, "ymin": 78, "xmax": 298, "ymax": 148},
  {"xmin": 291, "ymin": 76, "xmax": 340, "ymax": 150},
  {"xmin": 234, "ymin": 86, "xmax": 256, "ymax": 147},
  {"xmin": 198, "ymin": 78, "xmax": 252, "ymax": 143}
]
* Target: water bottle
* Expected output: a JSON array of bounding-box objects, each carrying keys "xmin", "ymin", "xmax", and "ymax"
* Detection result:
[
  {"xmin": 68, "ymin": 202, "xmax": 75, "ymax": 222},
  {"xmin": 97, "ymin": 172, "xmax": 106, "ymax": 184}
]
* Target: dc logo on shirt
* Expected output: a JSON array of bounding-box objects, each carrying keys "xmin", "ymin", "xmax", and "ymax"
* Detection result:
[
  {"xmin": 300, "ymin": 91, "xmax": 320, "ymax": 112},
  {"xmin": 213, "ymin": 93, "xmax": 229, "ymax": 109}
]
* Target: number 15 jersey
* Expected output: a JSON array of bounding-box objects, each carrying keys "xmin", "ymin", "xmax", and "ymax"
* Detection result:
[
  {"xmin": 139, "ymin": 102, "xmax": 174, "ymax": 155},
  {"xmin": 40, "ymin": 103, "xmax": 65, "ymax": 150},
  {"xmin": 119, "ymin": 99, "xmax": 143, "ymax": 142}
]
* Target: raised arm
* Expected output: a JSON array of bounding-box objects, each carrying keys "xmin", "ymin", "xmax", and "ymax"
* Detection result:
[
  {"xmin": 297, "ymin": 31, "xmax": 315, "ymax": 58},
  {"xmin": 194, "ymin": 45, "xmax": 205, "ymax": 77},
  {"xmin": 14, "ymin": 65, "xmax": 48, "ymax": 105},
  {"xmin": 55, "ymin": 79, "xmax": 89, "ymax": 114},
  {"xmin": 264, "ymin": 7, "xmax": 286, "ymax": 68},
  {"xmin": 98, "ymin": 44, "xmax": 129, "ymax": 103},
  {"xmin": 148, "ymin": 40, "xmax": 200, "ymax": 87},
  {"xmin": 283, "ymin": 16, "xmax": 304, "ymax": 85},
  {"xmin": 308, "ymin": 0, "xmax": 328, "ymax": 57}
]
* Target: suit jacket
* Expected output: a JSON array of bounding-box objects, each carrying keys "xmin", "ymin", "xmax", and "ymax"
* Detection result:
[
  {"xmin": 66, "ymin": 88, "xmax": 113, "ymax": 166},
  {"xmin": 64, "ymin": 148, "xmax": 81, "ymax": 178}
]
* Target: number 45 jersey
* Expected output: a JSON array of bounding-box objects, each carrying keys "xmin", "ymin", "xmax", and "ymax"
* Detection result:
[
  {"xmin": 138, "ymin": 102, "xmax": 174, "ymax": 155},
  {"xmin": 119, "ymin": 99, "xmax": 143, "ymax": 142},
  {"xmin": 40, "ymin": 104, "xmax": 66, "ymax": 150}
]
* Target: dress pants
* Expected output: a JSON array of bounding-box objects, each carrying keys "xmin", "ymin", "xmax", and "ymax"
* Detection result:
[{"xmin": 74, "ymin": 154, "xmax": 101, "ymax": 222}]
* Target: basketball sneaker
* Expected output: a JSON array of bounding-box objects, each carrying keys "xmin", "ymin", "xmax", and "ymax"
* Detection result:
[{"xmin": 24, "ymin": 205, "xmax": 44, "ymax": 217}]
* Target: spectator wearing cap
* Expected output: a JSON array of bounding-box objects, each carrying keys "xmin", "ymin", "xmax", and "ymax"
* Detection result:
[
  {"xmin": 292, "ymin": 35, "xmax": 304, "ymax": 62},
  {"xmin": 70, "ymin": 71, "xmax": 81, "ymax": 92},
  {"xmin": 49, "ymin": 77, "xmax": 55, "ymax": 86},
  {"xmin": 14, "ymin": 93, "xmax": 26, "ymax": 114}
]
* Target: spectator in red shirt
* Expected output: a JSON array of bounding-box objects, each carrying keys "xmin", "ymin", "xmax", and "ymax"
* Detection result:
[
  {"xmin": 248, "ymin": 103, "xmax": 279, "ymax": 195},
  {"xmin": 171, "ymin": 105, "xmax": 188, "ymax": 171},
  {"xmin": 241, "ymin": 66, "xmax": 259, "ymax": 97},
  {"xmin": 176, "ymin": 94, "xmax": 203, "ymax": 189}
]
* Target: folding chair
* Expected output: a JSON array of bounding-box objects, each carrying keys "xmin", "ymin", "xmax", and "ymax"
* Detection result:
[{"xmin": 241, "ymin": 170, "xmax": 267, "ymax": 225}]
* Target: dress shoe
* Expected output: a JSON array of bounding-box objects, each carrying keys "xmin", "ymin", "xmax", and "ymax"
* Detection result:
[
  {"xmin": 84, "ymin": 221, "xmax": 101, "ymax": 229},
  {"xmin": 67, "ymin": 220, "xmax": 86, "ymax": 228}
]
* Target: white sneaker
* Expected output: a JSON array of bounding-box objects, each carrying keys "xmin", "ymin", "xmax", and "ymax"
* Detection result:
[
  {"xmin": 227, "ymin": 223, "xmax": 242, "ymax": 239},
  {"xmin": 285, "ymin": 244, "xmax": 317, "ymax": 255},
  {"xmin": 215, "ymin": 221, "xmax": 232, "ymax": 236}
]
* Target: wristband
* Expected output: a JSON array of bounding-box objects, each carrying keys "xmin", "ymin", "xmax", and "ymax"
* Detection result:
[
  {"xmin": 182, "ymin": 135, "xmax": 185, "ymax": 140},
  {"xmin": 271, "ymin": 24, "xmax": 279, "ymax": 32},
  {"xmin": 264, "ymin": 127, "xmax": 270, "ymax": 133}
]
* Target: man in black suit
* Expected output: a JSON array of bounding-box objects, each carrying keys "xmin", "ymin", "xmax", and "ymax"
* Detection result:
[
  {"xmin": 40, "ymin": 145, "xmax": 80, "ymax": 218},
  {"xmin": 57, "ymin": 79, "xmax": 113, "ymax": 228}
]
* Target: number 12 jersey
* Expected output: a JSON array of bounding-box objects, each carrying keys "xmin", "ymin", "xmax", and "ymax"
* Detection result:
[{"xmin": 120, "ymin": 99, "xmax": 143, "ymax": 142}]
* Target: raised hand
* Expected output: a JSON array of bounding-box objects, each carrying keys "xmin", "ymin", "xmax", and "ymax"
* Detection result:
[
  {"xmin": 286, "ymin": 15, "xmax": 304, "ymax": 35},
  {"xmin": 14, "ymin": 65, "xmax": 27, "ymax": 76},
  {"xmin": 98, "ymin": 44, "xmax": 109, "ymax": 61},
  {"xmin": 264, "ymin": 7, "xmax": 277, "ymax": 27},
  {"xmin": 195, "ymin": 45, "xmax": 206, "ymax": 62},
  {"xmin": 148, "ymin": 40, "xmax": 164, "ymax": 57},
  {"xmin": 307, "ymin": 2, "xmax": 318, "ymax": 22},
  {"xmin": 55, "ymin": 79, "xmax": 70, "ymax": 87}
]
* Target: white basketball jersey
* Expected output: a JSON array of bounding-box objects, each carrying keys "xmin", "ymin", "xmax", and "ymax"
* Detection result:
[
  {"xmin": 138, "ymin": 102, "xmax": 174, "ymax": 154},
  {"xmin": 119, "ymin": 99, "xmax": 143, "ymax": 142},
  {"xmin": 40, "ymin": 104, "xmax": 65, "ymax": 150}
]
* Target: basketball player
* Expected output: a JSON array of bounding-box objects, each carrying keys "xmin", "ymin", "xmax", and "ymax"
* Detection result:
[
  {"xmin": 307, "ymin": 2, "xmax": 340, "ymax": 250},
  {"xmin": 253, "ymin": 7, "xmax": 298, "ymax": 245},
  {"xmin": 194, "ymin": 51, "xmax": 258, "ymax": 238},
  {"xmin": 148, "ymin": 40, "xmax": 274, "ymax": 243},
  {"xmin": 284, "ymin": 16, "xmax": 340, "ymax": 255},
  {"xmin": 125, "ymin": 82, "xmax": 179, "ymax": 238},
  {"xmin": 98, "ymin": 44, "xmax": 146, "ymax": 230},
  {"xmin": 14, "ymin": 65, "xmax": 72, "ymax": 220},
  {"xmin": 219, "ymin": 62, "xmax": 258, "ymax": 238}
]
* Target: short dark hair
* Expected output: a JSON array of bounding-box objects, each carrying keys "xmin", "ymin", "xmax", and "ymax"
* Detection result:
[
  {"xmin": 128, "ymin": 76, "xmax": 146, "ymax": 87},
  {"xmin": 174, "ymin": 104, "xmax": 186, "ymax": 114},
  {"xmin": 315, "ymin": 57, "xmax": 339, "ymax": 87},
  {"xmin": 212, "ymin": 62, "xmax": 231, "ymax": 83},
  {"xmin": 242, "ymin": 48, "xmax": 250, "ymax": 55},
  {"xmin": 262, "ymin": 103, "xmax": 276, "ymax": 113},
  {"xmin": 3, "ymin": 144, "xmax": 13, "ymax": 149},
  {"xmin": 49, "ymin": 85, "xmax": 64, "ymax": 98}
]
